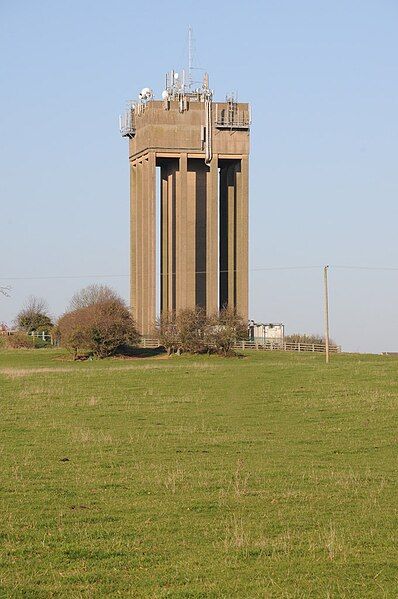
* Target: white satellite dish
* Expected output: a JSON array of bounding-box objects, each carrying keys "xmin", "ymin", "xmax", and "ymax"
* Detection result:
[
  {"xmin": 139, "ymin": 87, "xmax": 153, "ymax": 100},
  {"xmin": 161, "ymin": 90, "xmax": 169, "ymax": 100}
]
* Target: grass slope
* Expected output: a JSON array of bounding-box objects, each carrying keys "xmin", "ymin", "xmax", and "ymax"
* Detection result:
[{"xmin": 0, "ymin": 349, "xmax": 397, "ymax": 598}]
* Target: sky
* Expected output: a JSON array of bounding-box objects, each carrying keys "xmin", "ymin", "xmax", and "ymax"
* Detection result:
[{"xmin": 1, "ymin": 0, "xmax": 397, "ymax": 353}]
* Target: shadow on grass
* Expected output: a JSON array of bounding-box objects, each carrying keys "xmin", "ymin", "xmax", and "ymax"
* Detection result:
[{"xmin": 115, "ymin": 345, "xmax": 166, "ymax": 359}]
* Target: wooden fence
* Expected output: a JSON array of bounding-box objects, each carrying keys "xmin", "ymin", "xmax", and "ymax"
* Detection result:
[
  {"xmin": 0, "ymin": 330, "xmax": 54, "ymax": 343},
  {"xmin": 232, "ymin": 340, "xmax": 341, "ymax": 353},
  {"xmin": 139, "ymin": 338, "xmax": 341, "ymax": 353},
  {"xmin": 1, "ymin": 331, "xmax": 341, "ymax": 354}
]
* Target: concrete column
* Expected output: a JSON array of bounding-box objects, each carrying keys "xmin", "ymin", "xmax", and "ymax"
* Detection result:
[
  {"xmin": 195, "ymin": 161, "xmax": 207, "ymax": 309},
  {"xmin": 141, "ymin": 158, "xmax": 148, "ymax": 334},
  {"xmin": 160, "ymin": 165, "xmax": 169, "ymax": 313},
  {"xmin": 147, "ymin": 152, "xmax": 156, "ymax": 335},
  {"xmin": 219, "ymin": 165, "xmax": 228, "ymax": 309},
  {"xmin": 176, "ymin": 153, "xmax": 187, "ymax": 312},
  {"xmin": 167, "ymin": 167, "xmax": 175, "ymax": 312},
  {"xmin": 136, "ymin": 160, "xmax": 143, "ymax": 333},
  {"xmin": 206, "ymin": 155, "xmax": 218, "ymax": 316},
  {"xmin": 227, "ymin": 163, "xmax": 236, "ymax": 309},
  {"xmin": 130, "ymin": 161, "xmax": 138, "ymax": 323},
  {"xmin": 186, "ymin": 161, "xmax": 196, "ymax": 308},
  {"xmin": 235, "ymin": 156, "xmax": 249, "ymax": 322}
]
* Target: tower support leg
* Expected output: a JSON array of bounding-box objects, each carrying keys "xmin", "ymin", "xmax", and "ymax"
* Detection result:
[{"xmin": 206, "ymin": 155, "xmax": 218, "ymax": 316}]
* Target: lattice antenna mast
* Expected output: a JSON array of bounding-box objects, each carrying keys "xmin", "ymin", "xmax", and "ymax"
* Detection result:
[{"xmin": 188, "ymin": 25, "xmax": 193, "ymax": 91}]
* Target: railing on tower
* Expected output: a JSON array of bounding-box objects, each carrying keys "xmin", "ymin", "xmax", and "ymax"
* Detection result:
[
  {"xmin": 215, "ymin": 101, "xmax": 251, "ymax": 130},
  {"xmin": 119, "ymin": 104, "xmax": 136, "ymax": 138}
]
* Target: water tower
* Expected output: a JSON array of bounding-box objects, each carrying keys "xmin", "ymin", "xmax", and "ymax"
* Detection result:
[{"xmin": 120, "ymin": 68, "xmax": 250, "ymax": 335}]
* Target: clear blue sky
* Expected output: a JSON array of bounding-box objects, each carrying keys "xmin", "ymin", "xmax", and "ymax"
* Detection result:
[{"xmin": 1, "ymin": 0, "xmax": 397, "ymax": 353}]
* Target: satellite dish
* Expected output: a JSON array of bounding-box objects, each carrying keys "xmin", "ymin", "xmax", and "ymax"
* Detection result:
[
  {"xmin": 174, "ymin": 72, "xmax": 179, "ymax": 80},
  {"xmin": 139, "ymin": 87, "xmax": 153, "ymax": 100},
  {"xmin": 161, "ymin": 90, "xmax": 169, "ymax": 100}
]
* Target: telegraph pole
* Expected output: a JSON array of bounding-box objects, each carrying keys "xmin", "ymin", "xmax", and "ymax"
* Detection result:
[{"xmin": 323, "ymin": 265, "xmax": 330, "ymax": 364}]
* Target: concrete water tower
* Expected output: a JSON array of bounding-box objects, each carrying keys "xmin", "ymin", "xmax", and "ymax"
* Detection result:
[{"xmin": 120, "ymin": 68, "xmax": 250, "ymax": 336}]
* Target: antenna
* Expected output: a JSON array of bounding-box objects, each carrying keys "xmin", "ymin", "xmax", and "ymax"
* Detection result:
[{"xmin": 188, "ymin": 25, "xmax": 193, "ymax": 90}]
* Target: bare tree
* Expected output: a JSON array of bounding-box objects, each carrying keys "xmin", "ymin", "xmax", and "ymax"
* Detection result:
[
  {"xmin": 15, "ymin": 296, "xmax": 53, "ymax": 334},
  {"xmin": 68, "ymin": 284, "xmax": 120, "ymax": 311}
]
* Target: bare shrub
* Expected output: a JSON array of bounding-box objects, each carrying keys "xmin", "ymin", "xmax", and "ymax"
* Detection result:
[
  {"xmin": 15, "ymin": 296, "xmax": 53, "ymax": 334},
  {"xmin": 156, "ymin": 307, "xmax": 246, "ymax": 356},
  {"xmin": 68, "ymin": 284, "xmax": 120, "ymax": 311},
  {"xmin": 5, "ymin": 332, "xmax": 35, "ymax": 349},
  {"xmin": 57, "ymin": 298, "xmax": 140, "ymax": 358},
  {"xmin": 176, "ymin": 308, "xmax": 209, "ymax": 354},
  {"xmin": 208, "ymin": 307, "xmax": 247, "ymax": 356},
  {"xmin": 156, "ymin": 311, "xmax": 179, "ymax": 355},
  {"xmin": 156, "ymin": 308, "xmax": 208, "ymax": 355},
  {"xmin": 285, "ymin": 333, "xmax": 336, "ymax": 345}
]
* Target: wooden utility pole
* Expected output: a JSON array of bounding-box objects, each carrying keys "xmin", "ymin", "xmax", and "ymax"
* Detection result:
[{"xmin": 323, "ymin": 265, "xmax": 330, "ymax": 364}]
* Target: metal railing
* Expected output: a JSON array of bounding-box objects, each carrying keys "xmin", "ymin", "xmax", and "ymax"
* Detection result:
[
  {"xmin": 119, "ymin": 108, "xmax": 136, "ymax": 138},
  {"xmin": 214, "ymin": 104, "xmax": 250, "ymax": 130}
]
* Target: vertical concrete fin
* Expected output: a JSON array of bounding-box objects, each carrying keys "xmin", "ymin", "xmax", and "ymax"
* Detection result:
[
  {"xmin": 141, "ymin": 158, "xmax": 148, "ymax": 334},
  {"xmin": 206, "ymin": 154, "xmax": 218, "ymax": 316},
  {"xmin": 176, "ymin": 153, "xmax": 188, "ymax": 312},
  {"xmin": 136, "ymin": 160, "xmax": 143, "ymax": 334},
  {"xmin": 236, "ymin": 156, "xmax": 249, "ymax": 322},
  {"xmin": 161, "ymin": 164, "xmax": 169, "ymax": 313},
  {"xmin": 167, "ymin": 166, "xmax": 174, "ymax": 312},
  {"xmin": 219, "ymin": 164, "xmax": 229, "ymax": 310},
  {"xmin": 147, "ymin": 152, "xmax": 156, "ymax": 334},
  {"xmin": 130, "ymin": 161, "xmax": 138, "ymax": 323},
  {"xmin": 186, "ymin": 160, "xmax": 196, "ymax": 308},
  {"xmin": 227, "ymin": 163, "xmax": 236, "ymax": 309}
]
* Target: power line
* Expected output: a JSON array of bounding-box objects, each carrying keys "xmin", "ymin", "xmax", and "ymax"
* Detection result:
[
  {"xmin": 0, "ymin": 266, "xmax": 322, "ymax": 282},
  {"xmin": 0, "ymin": 274, "xmax": 129, "ymax": 282},
  {"xmin": 1, "ymin": 265, "xmax": 398, "ymax": 283},
  {"xmin": 330, "ymin": 265, "xmax": 398, "ymax": 271}
]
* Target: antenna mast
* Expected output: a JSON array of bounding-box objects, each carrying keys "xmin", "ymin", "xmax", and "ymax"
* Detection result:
[{"xmin": 188, "ymin": 25, "xmax": 193, "ymax": 90}]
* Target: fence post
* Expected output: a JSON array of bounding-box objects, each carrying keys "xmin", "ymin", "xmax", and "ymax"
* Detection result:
[
  {"xmin": 298, "ymin": 343, "xmax": 301, "ymax": 352},
  {"xmin": 312, "ymin": 343, "xmax": 315, "ymax": 352}
]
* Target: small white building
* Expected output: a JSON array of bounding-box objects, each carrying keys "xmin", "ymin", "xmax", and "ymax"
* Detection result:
[{"xmin": 248, "ymin": 321, "xmax": 284, "ymax": 344}]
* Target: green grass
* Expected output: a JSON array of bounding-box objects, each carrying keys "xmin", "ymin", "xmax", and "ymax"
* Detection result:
[{"xmin": 0, "ymin": 349, "xmax": 397, "ymax": 598}]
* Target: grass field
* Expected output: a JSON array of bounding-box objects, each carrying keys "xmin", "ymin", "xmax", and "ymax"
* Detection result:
[{"xmin": 0, "ymin": 349, "xmax": 397, "ymax": 598}]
